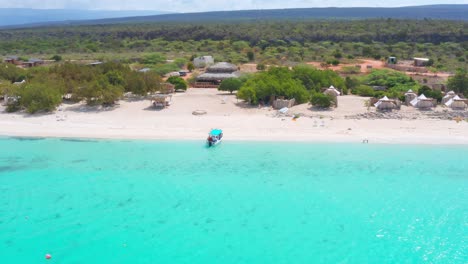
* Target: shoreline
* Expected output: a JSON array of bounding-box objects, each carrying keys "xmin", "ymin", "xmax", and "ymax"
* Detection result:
[
  {"xmin": 1, "ymin": 89, "xmax": 467, "ymax": 146},
  {"xmin": 1, "ymin": 129, "xmax": 468, "ymax": 146}
]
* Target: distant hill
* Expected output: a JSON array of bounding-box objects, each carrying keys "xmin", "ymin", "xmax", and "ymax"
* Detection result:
[
  {"xmin": 2, "ymin": 5, "xmax": 467, "ymax": 29},
  {"xmin": 60, "ymin": 5, "xmax": 468, "ymax": 26},
  {"xmin": 0, "ymin": 8, "xmax": 173, "ymax": 27}
]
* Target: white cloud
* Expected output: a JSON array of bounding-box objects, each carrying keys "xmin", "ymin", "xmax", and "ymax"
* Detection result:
[{"xmin": 0, "ymin": 0, "xmax": 467, "ymax": 12}]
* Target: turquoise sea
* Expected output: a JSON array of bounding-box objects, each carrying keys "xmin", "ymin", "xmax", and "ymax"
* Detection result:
[{"xmin": 0, "ymin": 137, "xmax": 466, "ymax": 263}]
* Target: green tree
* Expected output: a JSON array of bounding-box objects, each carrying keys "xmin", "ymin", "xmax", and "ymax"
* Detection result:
[
  {"xmin": 238, "ymin": 67, "xmax": 309, "ymax": 105},
  {"xmin": 418, "ymin": 86, "xmax": 443, "ymax": 102},
  {"xmin": 106, "ymin": 70, "xmax": 125, "ymax": 86},
  {"xmin": 78, "ymin": 78, "xmax": 123, "ymax": 106},
  {"xmin": 167, "ymin": 76, "xmax": 188, "ymax": 91},
  {"xmin": 345, "ymin": 76, "xmax": 359, "ymax": 91},
  {"xmin": 19, "ymin": 83, "xmax": 62, "ymax": 113},
  {"xmin": 187, "ymin": 62, "xmax": 195, "ymax": 72},
  {"xmin": 51, "ymin": 55, "xmax": 62, "ymax": 61},
  {"xmin": 142, "ymin": 53, "xmax": 166, "ymax": 65},
  {"xmin": 247, "ymin": 51, "xmax": 255, "ymax": 61},
  {"xmin": 219, "ymin": 78, "xmax": 242, "ymax": 94},
  {"xmin": 447, "ymin": 69, "xmax": 468, "ymax": 97}
]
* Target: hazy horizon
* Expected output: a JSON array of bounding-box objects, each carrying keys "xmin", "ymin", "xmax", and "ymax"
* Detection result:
[{"xmin": 1, "ymin": 1, "xmax": 467, "ymax": 13}]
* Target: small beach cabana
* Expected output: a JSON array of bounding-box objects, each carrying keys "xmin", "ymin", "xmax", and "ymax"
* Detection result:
[
  {"xmin": 444, "ymin": 95, "xmax": 467, "ymax": 110},
  {"xmin": 374, "ymin": 96, "xmax": 397, "ymax": 111},
  {"xmin": 442, "ymin": 91, "xmax": 456, "ymax": 105},
  {"xmin": 404, "ymin": 89, "xmax": 417, "ymax": 106},
  {"xmin": 160, "ymin": 83, "xmax": 175, "ymax": 94},
  {"xmin": 324, "ymin": 85, "xmax": 341, "ymax": 97},
  {"xmin": 410, "ymin": 94, "xmax": 434, "ymax": 109},
  {"xmin": 150, "ymin": 94, "xmax": 172, "ymax": 108}
]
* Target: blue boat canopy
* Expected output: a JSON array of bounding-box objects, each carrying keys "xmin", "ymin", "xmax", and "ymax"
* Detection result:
[{"xmin": 209, "ymin": 129, "xmax": 223, "ymax": 136}]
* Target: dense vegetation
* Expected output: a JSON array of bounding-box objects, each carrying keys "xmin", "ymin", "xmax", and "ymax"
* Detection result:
[
  {"xmin": 447, "ymin": 69, "xmax": 468, "ymax": 97},
  {"xmin": 1, "ymin": 19, "xmax": 467, "ymax": 71},
  {"xmin": 0, "ymin": 62, "xmax": 161, "ymax": 113},
  {"xmin": 237, "ymin": 65, "xmax": 343, "ymax": 105}
]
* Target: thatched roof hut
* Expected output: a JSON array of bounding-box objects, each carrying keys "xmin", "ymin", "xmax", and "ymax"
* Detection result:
[
  {"xmin": 411, "ymin": 94, "xmax": 434, "ymax": 109},
  {"xmin": 206, "ymin": 62, "xmax": 238, "ymax": 73},
  {"xmin": 374, "ymin": 96, "xmax": 397, "ymax": 111},
  {"xmin": 196, "ymin": 62, "xmax": 240, "ymax": 85}
]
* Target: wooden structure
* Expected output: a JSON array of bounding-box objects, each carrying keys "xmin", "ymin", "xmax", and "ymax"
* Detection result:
[
  {"xmin": 4, "ymin": 56, "xmax": 21, "ymax": 65},
  {"xmin": 195, "ymin": 62, "xmax": 240, "ymax": 88},
  {"xmin": 160, "ymin": 83, "xmax": 175, "ymax": 94},
  {"xmin": 272, "ymin": 98, "xmax": 295, "ymax": 109},
  {"xmin": 150, "ymin": 94, "xmax": 172, "ymax": 108},
  {"xmin": 404, "ymin": 89, "xmax": 418, "ymax": 106},
  {"xmin": 22, "ymin": 58, "xmax": 44, "ymax": 68},
  {"xmin": 193, "ymin": 56, "xmax": 214, "ymax": 68},
  {"xmin": 414, "ymin": 57, "xmax": 430, "ymax": 67}
]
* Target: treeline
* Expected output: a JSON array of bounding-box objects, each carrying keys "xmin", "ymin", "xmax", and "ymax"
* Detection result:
[
  {"xmin": 2, "ymin": 20, "xmax": 466, "ymax": 46},
  {"xmin": 0, "ymin": 62, "xmax": 162, "ymax": 113},
  {"xmin": 1, "ymin": 19, "xmax": 466, "ymax": 72}
]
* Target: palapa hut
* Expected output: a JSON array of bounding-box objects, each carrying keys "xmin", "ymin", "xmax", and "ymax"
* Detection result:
[
  {"xmin": 374, "ymin": 96, "xmax": 397, "ymax": 111},
  {"xmin": 410, "ymin": 94, "xmax": 434, "ymax": 109},
  {"xmin": 444, "ymin": 95, "xmax": 467, "ymax": 110},
  {"xmin": 442, "ymin": 91, "xmax": 456, "ymax": 105},
  {"xmin": 195, "ymin": 62, "xmax": 240, "ymax": 88},
  {"xmin": 404, "ymin": 89, "xmax": 417, "ymax": 106}
]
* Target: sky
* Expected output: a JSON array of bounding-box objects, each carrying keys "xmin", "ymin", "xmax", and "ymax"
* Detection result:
[{"xmin": 1, "ymin": 0, "xmax": 467, "ymax": 12}]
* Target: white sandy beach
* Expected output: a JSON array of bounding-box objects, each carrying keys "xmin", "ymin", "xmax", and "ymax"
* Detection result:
[{"xmin": 0, "ymin": 89, "xmax": 467, "ymax": 144}]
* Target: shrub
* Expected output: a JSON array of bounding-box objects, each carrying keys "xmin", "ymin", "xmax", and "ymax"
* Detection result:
[
  {"xmin": 167, "ymin": 76, "xmax": 187, "ymax": 91},
  {"xmin": 311, "ymin": 93, "xmax": 334, "ymax": 108},
  {"xmin": 51, "ymin": 55, "xmax": 62, "ymax": 62},
  {"xmin": 19, "ymin": 83, "xmax": 62, "ymax": 113},
  {"xmin": 237, "ymin": 86, "xmax": 257, "ymax": 104},
  {"xmin": 256, "ymin": 64, "xmax": 266, "ymax": 71},
  {"xmin": 418, "ymin": 86, "xmax": 443, "ymax": 102},
  {"xmin": 352, "ymin": 85, "xmax": 375, "ymax": 97},
  {"xmin": 142, "ymin": 53, "xmax": 166, "ymax": 65},
  {"xmin": 219, "ymin": 78, "xmax": 242, "ymax": 94},
  {"xmin": 187, "ymin": 62, "xmax": 195, "ymax": 72}
]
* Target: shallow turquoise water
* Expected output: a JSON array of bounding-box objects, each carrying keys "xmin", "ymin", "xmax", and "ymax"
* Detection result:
[{"xmin": 0, "ymin": 137, "xmax": 467, "ymax": 263}]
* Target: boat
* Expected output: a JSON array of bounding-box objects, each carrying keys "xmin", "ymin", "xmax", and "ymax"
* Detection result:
[{"xmin": 207, "ymin": 129, "xmax": 223, "ymax": 147}]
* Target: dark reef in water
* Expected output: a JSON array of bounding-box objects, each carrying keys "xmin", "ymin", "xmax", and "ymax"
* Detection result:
[{"xmin": 10, "ymin": 136, "xmax": 45, "ymax": 141}]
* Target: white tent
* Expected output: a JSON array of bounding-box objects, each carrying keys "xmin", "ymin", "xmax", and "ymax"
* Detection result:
[
  {"xmin": 445, "ymin": 95, "xmax": 461, "ymax": 107},
  {"xmin": 411, "ymin": 94, "xmax": 427, "ymax": 107},
  {"xmin": 374, "ymin": 96, "xmax": 390, "ymax": 107},
  {"xmin": 442, "ymin": 91, "xmax": 456, "ymax": 104},
  {"xmin": 324, "ymin": 85, "xmax": 341, "ymax": 96}
]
